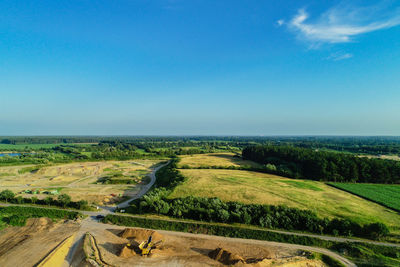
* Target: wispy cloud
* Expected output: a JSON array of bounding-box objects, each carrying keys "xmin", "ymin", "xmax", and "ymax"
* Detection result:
[
  {"xmin": 281, "ymin": 2, "xmax": 400, "ymax": 44},
  {"xmin": 326, "ymin": 52, "xmax": 353, "ymax": 61}
]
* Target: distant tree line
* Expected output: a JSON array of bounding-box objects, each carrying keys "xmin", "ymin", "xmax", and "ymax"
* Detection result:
[
  {"xmin": 3, "ymin": 136, "xmax": 400, "ymax": 155},
  {"xmin": 242, "ymin": 145, "xmax": 400, "ymax": 184}
]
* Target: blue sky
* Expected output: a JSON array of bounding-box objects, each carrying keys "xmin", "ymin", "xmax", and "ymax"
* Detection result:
[{"xmin": 1, "ymin": 0, "xmax": 400, "ymax": 135}]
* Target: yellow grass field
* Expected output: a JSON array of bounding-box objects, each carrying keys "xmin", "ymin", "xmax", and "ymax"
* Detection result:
[
  {"xmin": 0, "ymin": 159, "xmax": 163, "ymax": 204},
  {"xmin": 178, "ymin": 153, "xmax": 262, "ymax": 168},
  {"xmin": 170, "ymin": 169, "xmax": 400, "ymax": 232}
]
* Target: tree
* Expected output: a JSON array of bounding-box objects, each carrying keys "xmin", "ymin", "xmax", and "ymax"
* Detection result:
[
  {"xmin": 76, "ymin": 200, "xmax": 88, "ymax": 210},
  {"xmin": 57, "ymin": 194, "xmax": 71, "ymax": 208},
  {"xmin": 44, "ymin": 196, "xmax": 53, "ymax": 206},
  {"xmin": 15, "ymin": 196, "xmax": 24, "ymax": 204},
  {"xmin": 31, "ymin": 197, "xmax": 38, "ymax": 204},
  {"xmin": 364, "ymin": 222, "xmax": 389, "ymax": 240},
  {"xmin": 0, "ymin": 190, "xmax": 15, "ymax": 203}
]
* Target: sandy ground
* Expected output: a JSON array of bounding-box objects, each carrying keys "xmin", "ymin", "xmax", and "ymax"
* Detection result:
[
  {"xmin": 66, "ymin": 217, "xmax": 326, "ymax": 267},
  {"xmin": 0, "ymin": 218, "xmax": 80, "ymax": 266},
  {"xmin": 0, "ymin": 160, "xmax": 162, "ymax": 204}
]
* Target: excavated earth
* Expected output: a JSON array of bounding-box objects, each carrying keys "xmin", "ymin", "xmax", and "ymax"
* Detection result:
[
  {"xmin": 0, "ymin": 218, "xmax": 80, "ymax": 266},
  {"xmin": 75, "ymin": 226, "xmax": 326, "ymax": 267}
]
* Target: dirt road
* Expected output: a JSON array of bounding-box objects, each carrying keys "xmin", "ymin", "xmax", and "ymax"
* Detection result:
[{"xmin": 116, "ymin": 161, "xmax": 169, "ymax": 209}]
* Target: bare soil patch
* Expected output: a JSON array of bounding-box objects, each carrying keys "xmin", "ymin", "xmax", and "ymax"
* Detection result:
[
  {"xmin": 76, "ymin": 226, "xmax": 324, "ymax": 267},
  {"xmin": 0, "ymin": 218, "xmax": 79, "ymax": 266}
]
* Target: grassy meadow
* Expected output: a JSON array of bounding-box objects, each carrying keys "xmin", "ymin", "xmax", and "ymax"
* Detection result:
[
  {"xmin": 329, "ymin": 183, "xmax": 400, "ymax": 212},
  {"xmin": 170, "ymin": 153, "xmax": 400, "ymax": 233},
  {"xmin": 170, "ymin": 169, "xmax": 400, "ymax": 232},
  {"xmin": 178, "ymin": 153, "xmax": 262, "ymax": 168}
]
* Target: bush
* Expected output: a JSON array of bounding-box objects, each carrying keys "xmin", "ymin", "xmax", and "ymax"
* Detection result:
[
  {"xmin": 363, "ymin": 222, "xmax": 390, "ymax": 240},
  {"xmin": 0, "ymin": 206, "xmax": 80, "ymax": 220},
  {"xmin": 0, "ymin": 190, "xmax": 15, "ymax": 202}
]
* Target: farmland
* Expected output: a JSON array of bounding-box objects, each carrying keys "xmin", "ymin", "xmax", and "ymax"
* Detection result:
[
  {"xmin": 329, "ymin": 182, "xmax": 400, "ymax": 212},
  {"xmin": 0, "ymin": 159, "xmax": 163, "ymax": 205}
]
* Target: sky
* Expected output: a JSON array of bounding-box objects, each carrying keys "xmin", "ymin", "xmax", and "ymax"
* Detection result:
[{"xmin": 1, "ymin": 0, "xmax": 400, "ymax": 135}]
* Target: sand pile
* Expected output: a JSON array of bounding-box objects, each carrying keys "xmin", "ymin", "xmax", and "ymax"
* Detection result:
[
  {"xmin": 209, "ymin": 247, "xmax": 245, "ymax": 265},
  {"xmin": 119, "ymin": 244, "xmax": 137, "ymax": 258},
  {"xmin": 119, "ymin": 228, "xmax": 163, "ymax": 242},
  {"xmin": 26, "ymin": 218, "xmax": 54, "ymax": 232}
]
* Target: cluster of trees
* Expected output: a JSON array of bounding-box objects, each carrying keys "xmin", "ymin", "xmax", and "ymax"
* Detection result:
[
  {"xmin": 242, "ymin": 145, "xmax": 400, "ymax": 183},
  {"xmin": 154, "ymin": 158, "xmax": 185, "ymax": 189},
  {"xmin": 128, "ymin": 189, "xmax": 388, "ymax": 239},
  {"xmin": 0, "ymin": 190, "xmax": 90, "ymax": 210}
]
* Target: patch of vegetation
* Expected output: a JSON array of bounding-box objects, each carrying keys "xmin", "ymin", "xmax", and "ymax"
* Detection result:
[
  {"xmin": 0, "ymin": 206, "xmax": 81, "ymax": 227},
  {"xmin": 18, "ymin": 165, "xmax": 43, "ymax": 174},
  {"xmin": 329, "ymin": 183, "xmax": 400, "ymax": 212},
  {"xmin": 0, "ymin": 172, "xmax": 14, "ymax": 177},
  {"xmin": 243, "ymin": 145, "xmax": 400, "ymax": 184},
  {"xmin": 97, "ymin": 173, "xmax": 139, "ymax": 184},
  {"xmin": 280, "ymin": 180, "xmax": 323, "ymax": 191},
  {"xmin": 0, "ymin": 190, "xmax": 91, "ymax": 210},
  {"xmin": 129, "ymin": 188, "xmax": 389, "ymax": 240}
]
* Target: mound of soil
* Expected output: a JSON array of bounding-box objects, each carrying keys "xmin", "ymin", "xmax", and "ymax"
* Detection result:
[
  {"xmin": 209, "ymin": 247, "xmax": 245, "ymax": 265},
  {"xmin": 119, "ymin": 244, "xmax": 137, "ymax": 258},
  {"xmin": 119, "ymin": 228, "xmax": 163, "ymax": 242},
  {"xmin": 28, "ymin": 217, "xmax": 53, "ymax": 231}
]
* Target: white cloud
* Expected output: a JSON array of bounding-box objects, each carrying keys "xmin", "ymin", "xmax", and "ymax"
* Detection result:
[
  {"xmin": 277, "ymin": 19, "xmax": 284, "ymax": 26},
  {"xmin": 326, "ymin": 52, "xmax": 353, "ymax": 61},
  {"xmin": 284, "ymin": 2, "xmax": 400, "ymax": 44}
]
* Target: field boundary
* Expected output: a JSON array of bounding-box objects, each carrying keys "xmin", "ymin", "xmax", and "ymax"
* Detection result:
[{"xmin": 327, "ymin": 183, "xmax": 400, "ymax": 213}]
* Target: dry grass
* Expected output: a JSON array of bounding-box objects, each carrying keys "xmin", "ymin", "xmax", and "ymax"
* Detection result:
[
  {"xmin": 178, "ymin": 153, "xmax": 262, "ymax": 168},
  {"xmin": 170, "ymin": 169, "xmax": 400, "ymax": 232},
  {"xmin": 0, "ymin": 160, "xmax": 163, "ymax": 204}
]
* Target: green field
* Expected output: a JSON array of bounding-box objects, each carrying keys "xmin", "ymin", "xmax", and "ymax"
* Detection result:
[
  {"xmin": 170, "ymin": 169, "xmax": 400, "ymax": 232},
  {"xmin": 329, "ymin": 183, "xmax": 400, "ymax": 212}
]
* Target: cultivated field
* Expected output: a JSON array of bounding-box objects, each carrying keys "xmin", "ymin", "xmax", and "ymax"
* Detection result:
[
  {"xmin": 329, "ymin": 183, "xmax": 400, "ymax": 212},
  {"xmin": 170, "ymin": 168, "xmax": 400, "ymax": 232},
  {"xmin": 0, "ymin": 159, "xmax": 163, "ymax": 205},
  {"xmin": 178, "ymin": 153, "xmax": 263, "ymax": 168}
]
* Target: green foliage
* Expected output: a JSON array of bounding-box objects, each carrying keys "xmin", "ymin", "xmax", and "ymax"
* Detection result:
[
  {"xmin": 154, "ymin": 158, "xmax": 185, "ymax": 189},
  {"xmin": 242, "ymin": 145, "xmax": 400, "ymax": 183},
  {"xmin": 129, "ymin": 190, "xmax": 387, "ymax": 239},
  {"xmin": 18, "ymin": 165, "xmax": 42, "ymax": 174},
  {"xmin": 329, "ymin": 183, "xmax": 400, "ymax": 212},
  {"xmin": 321, "ymin": 254, "xmax": 346, "ymax": 267},
  {"xmin": 0, "ymin": 189, "xmax": 15, "ymax": 202},
  {"xmin": 2, "ymin": 214, "xmax": 27, "ymax": 226},
  {"xmin": 57, "ymin": 194, "xmax": 72, "ymax": 207},
  {"xmin": 0, "ymin": 206, "xmax": 80, "ymax": 220}
]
